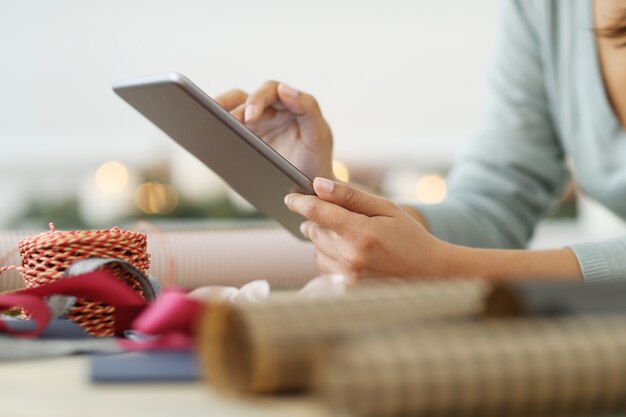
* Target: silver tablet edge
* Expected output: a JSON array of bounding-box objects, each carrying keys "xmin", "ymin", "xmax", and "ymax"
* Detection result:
[{"xmin": 113, "ymin": 72, "xmax": 315, "ymax": 195}]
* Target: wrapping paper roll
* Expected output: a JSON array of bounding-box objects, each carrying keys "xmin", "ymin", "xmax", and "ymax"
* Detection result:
[
  {"xmin": 200, "ymin": 280, "xmax": 487, "ymax": 394},
  {"xmin": 317, "ymin": 315, "xmax": 626, "ymax": 417},
  {"xmin": 0, "ymin": 226, "xmax": 318, "ymax": 292},
  {"xmin": 484, "ymin": 280, "xmax": 626, "ymax": 317},
  {"xmin": 0, "ymin": 231, "xmax": 30, "ymax": 293},
  {"xmin": 145, "ymin": 227, "xmax": 318, "ymax": 289}
]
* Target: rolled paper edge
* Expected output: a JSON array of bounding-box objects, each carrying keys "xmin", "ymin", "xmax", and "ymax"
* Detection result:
[{"xmin": 199, "ymin": 302, "xmax": 254, "ymax": 393}]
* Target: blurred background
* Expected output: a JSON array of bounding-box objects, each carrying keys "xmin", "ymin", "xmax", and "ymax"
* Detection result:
[{"xmin": 1, "ymin": 0, "xmax": 624, "ymax": 247}]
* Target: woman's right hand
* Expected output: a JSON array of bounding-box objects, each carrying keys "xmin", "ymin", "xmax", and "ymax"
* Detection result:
[{"xmin": 214, "ymin": 81, "xmax": 335, "ymax": 181}]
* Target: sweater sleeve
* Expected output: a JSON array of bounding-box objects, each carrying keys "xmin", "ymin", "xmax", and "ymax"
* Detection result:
[
  {"xmin": 568, "ymin": 239, "xmax": 626, "ymax": 284},
  {"xmin": 415, "ymin": 0, "xmax": 570, "ymax": 249}
]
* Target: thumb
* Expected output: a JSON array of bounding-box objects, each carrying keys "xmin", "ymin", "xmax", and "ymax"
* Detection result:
[
  {"xmin": 312, "ymin": 177, "xmax": 394, "ymax": 217},
  {"xmin": 277, "ymin": 83, "xmax": 326, "ymax": 133}
]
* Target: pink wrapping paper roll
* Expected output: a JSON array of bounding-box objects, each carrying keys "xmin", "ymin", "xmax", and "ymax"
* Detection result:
[
  {"xmin": 0, "ymin": 226, "xmax": 318, "ymax": 292},
  {"xmin": 0, "ymin": 230, "xmax": 28, "ymax": 292}
]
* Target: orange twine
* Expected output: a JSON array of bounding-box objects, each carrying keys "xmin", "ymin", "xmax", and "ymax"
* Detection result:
[{"xmin": 0, "ymin": 223, "xmax": 151, "ymax": 336}]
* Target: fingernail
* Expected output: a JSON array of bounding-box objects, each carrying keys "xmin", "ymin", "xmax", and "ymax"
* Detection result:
[
  {"xmin": 279, "ymin": 83, "xmax": 299, "ymax": 98},
  {"xmin": 315, "ymin": 177, "xmax": 334, "ymax": 193},
  {"xmin": 244, "ymin": 105, "xmax": 255, "ymax": 122},
  {"xmin": 284, "ymin": 194, "xmax": 292, "ymax": 206},
  {"xmin": 299, "ymin": 222, "xmax": 307, "ymax": 235}
]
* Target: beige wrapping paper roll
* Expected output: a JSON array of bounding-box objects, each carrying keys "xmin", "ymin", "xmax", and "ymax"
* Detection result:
[
  {"xmin": 0, "ymin": 230, "xmax": 30, "ymax": 292},
  {"xmin": 317, "ymin": 315, "xmax": 626, "ymax": 417},
  {"xmin": 0, "ymin": 226, "xmax": 318, "ymax": 292},
  {"xmin": 200, "ymin": 280, "xmax": 487, "ymax": 394},
  {"xmin": 145, "ymin": 227, "xmax": 318, "ymax": 289}
]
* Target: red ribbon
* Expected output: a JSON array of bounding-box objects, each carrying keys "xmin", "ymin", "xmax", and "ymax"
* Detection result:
[
  {"xmin": 0, "ymin": 294, "xmax": 51, "ymax": 338},
  {"xmin": 0, "ymin": 271, "xmax": 147, "ymax": 338},
  {"xmin": 0, "ymin": 271, "xmax": 208, "ymax": 351}
]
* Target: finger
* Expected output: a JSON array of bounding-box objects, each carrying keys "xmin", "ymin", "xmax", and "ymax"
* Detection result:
[
  {"xmin": 230, "ymin": 103, "xmax": 246, "ymax": 122},
  {"xmin": 312, "ymin": 177, "xmax": 396, "ymax": 217},
  {"xmin": 247, "ymin": 105, "xmax": 279, "ymax": 124},
  {"xmin": 285, "ymin": 193, "xmax": 361, "ymax": 231},
  {"xmin": 244, "ymin": 80, "xmax": 280, "ymax": 123},
  {"xmin": 303, "ymin": 221, "xmax": 373, "ymax": 279},
  {"xmin": 271, "ymin": 101, "xmax": 287, "ymax": 111},
  {"xmin": 312, "ymin": 248, "xmax": 344, "ymax": 275},
  {"xmin": 213, "ymin": 89, "xmax": 248, "ymax": 111},
  {"xmin": 247, "ymin": 111, "xmax": 295, "ymax": 137},
  {"xmin": 244, "ymin": 81, "xmax": 326, "ymax": 137},
  {"xmin": 276, "ymin": 83, "xmax": 327, "ymax": 134},
  {"xmin": 300, "ymin": 221, "xmax": 342, "ymax": 256}
]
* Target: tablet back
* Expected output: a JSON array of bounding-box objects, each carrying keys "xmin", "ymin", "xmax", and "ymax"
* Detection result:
[{"xmin": 113, "ymin": 73, "xmax": 314, "ymax": 240}]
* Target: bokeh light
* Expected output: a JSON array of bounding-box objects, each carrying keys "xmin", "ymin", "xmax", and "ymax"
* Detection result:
[
  {"xmin": 332, "ymin": 160, "xmax": 350, "ymax": 183},
  {"xmin": 415, "ymin": 174, "xmax": 447, "ymax": 204},
  {"xmin": 94, "ymin": 161, "xmax": 129, "ymax": 194},
  {"xmin": 135, "ymin": 182, "xmax": 179, "ymax": 214}
]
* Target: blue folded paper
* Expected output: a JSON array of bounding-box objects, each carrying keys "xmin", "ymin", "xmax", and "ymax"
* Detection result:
[
  {"xmin": 90, "ymin": 350, "xmax": 199, "ymax": 383},
  {"xmin": 4, "ymin": 317, "xmax": 91, "ymax": 339},
  {"xmin": 0, "ymin": 318, "xmax": 122, "ymax": 361}
]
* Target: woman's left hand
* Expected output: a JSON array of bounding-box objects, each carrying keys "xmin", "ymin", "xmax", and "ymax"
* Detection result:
[{"xmin": 284, "ymin": 177, "xmax": 450, "ymax": 279}]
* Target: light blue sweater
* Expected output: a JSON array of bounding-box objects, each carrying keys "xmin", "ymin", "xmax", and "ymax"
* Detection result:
[{"xmin": 416, "ymin": 0, "xmax": 626, "ymax": 283}]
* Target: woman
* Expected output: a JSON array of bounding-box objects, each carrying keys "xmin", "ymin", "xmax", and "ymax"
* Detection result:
[{"xmin": 215, "ymin": 0, "xmax": 626, "ymax": 283}]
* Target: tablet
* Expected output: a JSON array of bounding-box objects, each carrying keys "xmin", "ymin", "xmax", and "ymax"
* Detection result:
[{"xmin": 112, "ymin": 72, "xmax": 314, "ymax": 240}]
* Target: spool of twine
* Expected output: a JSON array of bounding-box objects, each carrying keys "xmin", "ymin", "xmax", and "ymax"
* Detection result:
[{"xmin": 0, "ymin": 223, "xmax": 151, "ymax": 336}]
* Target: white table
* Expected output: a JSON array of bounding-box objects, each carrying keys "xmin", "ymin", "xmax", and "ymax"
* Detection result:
[{"xmin": 0, "ymin": 356, "xmax": 331, "ymax": 417}]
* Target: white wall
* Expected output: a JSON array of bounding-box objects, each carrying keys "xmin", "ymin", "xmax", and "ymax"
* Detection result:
[{"xmin": 0, "ymin": 0, "xmax": 499, "ymax": 225}]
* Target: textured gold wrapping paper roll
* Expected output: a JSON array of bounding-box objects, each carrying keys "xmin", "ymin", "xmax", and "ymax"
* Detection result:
[
  {"xmin": 200, "ymin": 280, "xmax": 487, "ymax": 394},
  {"xmin": 317, "ymin": 315, "xmax": 626, "ymax": 417}
]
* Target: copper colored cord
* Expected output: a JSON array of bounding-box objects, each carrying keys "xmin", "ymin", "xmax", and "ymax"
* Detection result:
[{"xmin": 1, "ymin": 223, "xmax": 150, "ymax": 336}]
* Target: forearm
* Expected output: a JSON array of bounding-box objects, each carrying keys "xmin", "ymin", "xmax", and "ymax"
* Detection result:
[
  {"xmin": 437, "ymin": 242, "xmax": 583, "ymax": 282},
  {"xmin": 398, "ymin": 205, "xmax": 581, "ymax": 281}
]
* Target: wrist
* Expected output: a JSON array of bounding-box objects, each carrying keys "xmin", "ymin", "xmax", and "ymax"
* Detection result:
[
  {"xmin": 398, "ymin": 205, "xmax": 430, "ymax": 230},
  {"xmin": 416, "ymin": 236, "xmax": 467, "ymax": 278},
  {"xmin": 399, "ymin": 213, "xmax": 461, "ymax": 278}
]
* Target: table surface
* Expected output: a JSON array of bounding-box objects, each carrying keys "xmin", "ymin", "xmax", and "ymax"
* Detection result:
[{"xmin": 1, "ymin": 356, "xmax": 331, "ymax": 417}]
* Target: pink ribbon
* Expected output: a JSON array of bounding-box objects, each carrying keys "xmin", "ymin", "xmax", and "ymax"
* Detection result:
[
  {"xmin": 120, "ymin": 290, "xmax": 204, "ymax": 351},
  {"xmin": 120, "ymin": 276, "xmax": 352, "ymax": 351}
]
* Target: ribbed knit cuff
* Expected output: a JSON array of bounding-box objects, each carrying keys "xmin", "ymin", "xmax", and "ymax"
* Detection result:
[{"xmin": 568, "ymin": 242, "xmax": 613, "ymax": 284}]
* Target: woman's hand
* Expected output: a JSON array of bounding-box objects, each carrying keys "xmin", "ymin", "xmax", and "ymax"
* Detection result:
[
  {"xmin": 214, "ymin": 81, "xmax": 335, "ymax": 180},
  {"xmin": 284, "ymin": 177, "xmax": 451, "ymax": 279},
  {"xmin": 284, "ymin": 177, "xmax": 583, "ymax": 282}
]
